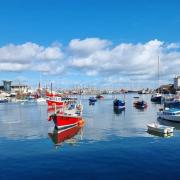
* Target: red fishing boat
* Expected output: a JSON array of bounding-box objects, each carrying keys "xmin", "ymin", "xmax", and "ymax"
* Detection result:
[
  {"xmin": 96, "ymin": 94, "xmax": 104, "ymax": 99},
  {"xmin": 45, "ymin": 82, "xmax": 64, "ymax": 106},
  {"xmin": 48, "ymin": 103, "xmax": 84, "ymax": 129},
  {"xmin": 47, "ymin": 96, "xmax": 78, "ymax": 107},
  {"xmin": 48, "ymin": 124, "xmax": 84, "ymax": 146},
  {"xmin": 46, "ymin": 96, "xmax": 64, "ymax": 107},
  {"xmin": 46, "ymin": 90, "xmax": 62, "ymax": 97},
  {"xmin": 134, "ymin": 100, "xmax": 148, "ymax": 109},
  {"xmin": 46, "ymin": 83, "xmax": 77, "ymax": 107}
]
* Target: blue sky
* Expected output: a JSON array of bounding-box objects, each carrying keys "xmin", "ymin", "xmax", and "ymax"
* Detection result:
[{"xmin": 0, "ymin": 0, "xmax": 180, "ymax": 89}]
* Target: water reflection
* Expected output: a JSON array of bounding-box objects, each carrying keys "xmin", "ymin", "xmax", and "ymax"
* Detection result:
[
  {"xmin": 147, "ymin": 129, "xmax": 173, "ymax": 138},
  {"xmin": 113, "ymin": 107, "xmax": 125, "ymax": 115},
  {"xmin": 89, "ymin": 101, "xmax": 95, "ymax": 106},
  {"xmin": 157, "ymin": 117, "xmax": 180, "ymax": 130},
  {"xmin": 0, "ymin": 103, "xmax": 50, "ymax": 140},
  {"xmin": 48, "ymin": 125, "xmax": 84, "ymax": 147},
  {"xmin": 0, "ymin": 94, "xmax": 178, "ymax": 142}
]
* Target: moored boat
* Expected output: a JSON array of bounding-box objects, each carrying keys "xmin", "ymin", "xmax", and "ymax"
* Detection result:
[
  {"xmin": 147, "ymin": 129, "xmax": 173, "ymax": 137},
  {"xmin": 133, "ymin": 96, "xmax": 140, "ymax": 99},
  {"xmin": 46, "ymin": 96, "xmax": 64, "ymax": 107},
  {"xmin": 134, "ymin": 100, "xmax": 147, "ymax": 109},
  {"xmin": 36, "ymin": 97, "xmax": 46, "ymax": 104},
  {"xmin": 96, "ymin": 94, "xmax": 104, "ymax": 99},
  {"xmin": 151, "ymin": 92, "xmax": 162, "ymax": 103},
  {"xmin": 0, "ymin": 98, "xmax": 8, "ymax": 103},
  {"xmin": 89, "ymin": 96, "xmax": 97, "ymax": 103},
  {"xmin": 113, "ymin": 99, "xmax": 125, "ymax": 110},
  {"xmin": 46, "ymin": 94, "xmax": 77, "ymax": 107},
  {"xmin": 48, "ymin": 103, "xmax": 84, "ymax": 129},
  {"xmin": 157, "ymin": 108, "xmax": 180, "ymax": 122},
  {"xmin": 147, "ymin": 123, "xmax": 174, "ymax": 134}
]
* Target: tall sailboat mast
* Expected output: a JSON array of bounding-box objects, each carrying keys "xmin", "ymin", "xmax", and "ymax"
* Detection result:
[
  {"xmin": 158, "ymin": 56, "xmax": 160, "ymax": 93},
  {"xmin": 151, "ymin": 56, "xmax": 162, "ymax": 103}
]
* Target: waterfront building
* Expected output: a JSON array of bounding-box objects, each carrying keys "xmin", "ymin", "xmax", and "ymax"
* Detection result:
[
  {"xmin": 174, "ymin": 76, "xmax": 180, "ymax": 90},
  {"xmin": 3, "ymin": 80, "xmax": 12, "ymax": 92},
  {"xmin": 0, "ymin": 80, "xmax": 29, "ymax": 93}
]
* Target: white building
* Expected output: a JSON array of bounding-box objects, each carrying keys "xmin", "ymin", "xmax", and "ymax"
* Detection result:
[
  {"xmin": 0, "ymin": 80, "xmax": 29, "ymax": 93},
  {"xmin": 174, "ymin": 76, "xmax": 180, "ymax": 90}
]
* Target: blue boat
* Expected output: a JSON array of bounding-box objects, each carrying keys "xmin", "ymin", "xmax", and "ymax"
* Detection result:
[
  {"xmin": 0, "ymin": 98, "xmax": 8, "ymax": 103},
  {"xmin": 89, "ymin": 97, "xmax": 97, "ymax": 103},
  {"xmin": 151, "ymin": 93, "xmax": 162, "ymax": 103},
  {"xmin": 113, "ymin": 99, "xmax": 125, "ymax": 110}
]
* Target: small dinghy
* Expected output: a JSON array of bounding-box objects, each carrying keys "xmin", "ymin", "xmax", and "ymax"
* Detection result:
[
  {"xmin": 134, "ymin": 100, "xmax": 147, "ymax": 109},
  {"xmin": 89, "ymin": 97, "xmax": 97, "ymax": 103},
  {"xmin": 113, "ymin": 99, "xmax": 125, "ymax": 110},
  {"xmin": 147, "ymin": 123, "xmax": 174, "ymax": 134},
  {"xmin": 0, "ymin": 98, "xmax": 8, "ymax": 103},
  {"xmin": 133, "ymin": 96, "xmax": 140, "ymax": 99},
  {"xmin": 96, "ymin": 94, "xmax": 104, "ymax": 99}
]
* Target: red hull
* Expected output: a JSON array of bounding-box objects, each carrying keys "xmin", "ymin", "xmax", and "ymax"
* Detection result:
[
  {"xmin": 46, "ymin": 91, "xmax": 61, "ymax": 97},
  {"xmin": 48, "ymin": 125, "xmax": 82, "ymax": 145},
  {"xmin": 49, "ymin": 114, "xmax": 82, "ymax": 129},
  {"xmin": 96, "ymin": 95, "xmax": 104, "ymax": 99},
  {"xmin": 133, "ymin": 101, "xmax": 148, "ymax": 109},
  {"xmin": 47, "ymin": 100, "xmax": 64, "ymax": 107}
]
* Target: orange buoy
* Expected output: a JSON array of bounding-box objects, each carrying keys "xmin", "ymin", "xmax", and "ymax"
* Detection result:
[{"xmin": 78, "ymin": 119, "xmax": 85, "ymax": 127}]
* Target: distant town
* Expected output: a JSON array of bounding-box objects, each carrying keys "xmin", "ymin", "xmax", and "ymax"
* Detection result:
[{"xmin": 0, "ymin": 76, "xmax": 179, "ymax": 99}]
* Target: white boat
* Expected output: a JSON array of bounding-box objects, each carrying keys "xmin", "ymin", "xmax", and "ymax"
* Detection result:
[
  {"xmin": 15, "ymin": 99, "xmax": 29, "ymax": 104},
  {"xmin": 147, "ymin": 123, "xmax": 174, "ymax": 134},
  {"xmin": 157, "ymin": 108, "xmax": 180, "ymax": 122},
  {"xmin": 147, "ymin": 129, "xmax": 173, "ymax": 137}
]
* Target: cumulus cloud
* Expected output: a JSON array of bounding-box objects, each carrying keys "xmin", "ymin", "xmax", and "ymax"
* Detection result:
[
  {"xmin": 0, "ymin": 42, "xmax": 64, "ymax": 72},
  {"xmin": 0, "ymin": 38, "xmax": 180, "ymax": 87},
  {"xmin": 68, "ymin": 38, "xmax": 180, "ymax": 86},
  {"xmin": 166, "ymin": 43, "xmax": 180, "ymax": 49},
  {"xmin": 0, "ymin": 63, "xmax": 30, "ymax": 71},
  {"xmin": 68, "ymin": 38, "xmax": 111, "ymax": 57}
]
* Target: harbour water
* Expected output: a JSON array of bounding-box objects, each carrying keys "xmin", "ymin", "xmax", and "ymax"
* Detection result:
[{"xmin": 0, "ymin": 94, "xmax": 180, "ymax": 180}]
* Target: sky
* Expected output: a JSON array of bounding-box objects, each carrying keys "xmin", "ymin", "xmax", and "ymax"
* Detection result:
[{"xmin": 0, "ymin": 0, "xmax": 180, "ymax": 89}]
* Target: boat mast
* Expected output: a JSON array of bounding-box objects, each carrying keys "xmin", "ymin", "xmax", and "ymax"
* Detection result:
[
  {"xmin": 51, "ymin": 82, "xmax": 53, "ymax": 95},
  {"xmin": 158, "ymin": 56, "xmax": 160, "ymax": 93}
]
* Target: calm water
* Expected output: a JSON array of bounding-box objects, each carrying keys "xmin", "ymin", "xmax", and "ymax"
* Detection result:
[{"xmin": 0, "ymin": 94, "xmax": 180, "ymax": 180}]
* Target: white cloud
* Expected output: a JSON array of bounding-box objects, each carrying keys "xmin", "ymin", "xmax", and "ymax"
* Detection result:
[
  {"xmin": 0, "ymin": 62, "xmax": 30, "ymax": 71},
  {"xmin": 68, "ymin": 38, "xmax": 180, "ymax": 86},
  {"xmin": 0, "ymin": 42, "xmax": 64, "ymax": 73},
  {"xmin": 68, "ymin": 38, "xmax": 111, "ymax": 57},
  {"xmin": 166, "ymin": 43, "xmax": 180, "ymax": 49},
  {"xmin": 86, "ymin": 70, "xmax": 98, "ymax": 76},
  {"xmin": 36, "ymin": 46, "xmax": 63, "ymax": 60},
  {"xmin": 0, "ymin": 42, "xmax": 64, "ymax": 62},
  {"xmin": 69, "ymin": 39, "xmax": 163, "ymax": 76},
  {"xmin": 0, "ymin": 38, "xmax": 180, "ymax": 87}
]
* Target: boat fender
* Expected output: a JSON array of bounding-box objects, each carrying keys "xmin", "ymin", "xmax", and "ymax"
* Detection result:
[
  {"xmin": 48, "ymin": 114, "xmax": 57, "ymax": 121},
  {"xmin": 76, "ymin": 104, "xmax": 81, "ymax": 110},
  {"xmin": 78, "ymin": 119, "xmax": 85, "ymax": 126}
]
